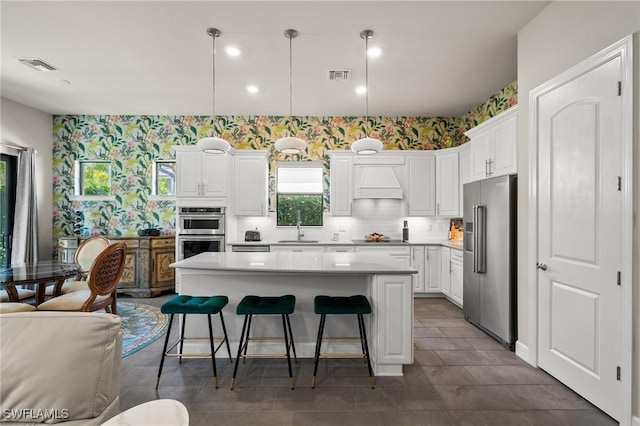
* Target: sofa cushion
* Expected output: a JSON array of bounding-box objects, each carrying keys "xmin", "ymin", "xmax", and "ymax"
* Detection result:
[{"xmin": 0, "ymin": 311, "xmax": 122, "ymax": 423}]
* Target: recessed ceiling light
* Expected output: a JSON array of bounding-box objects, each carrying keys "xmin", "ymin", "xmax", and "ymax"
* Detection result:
[
  {"xmin": 246, "ymin": 85, "xmax": 259, "ymax": 94},
  {"xmin": 367, "ymin": 47, "xmax": 382, "ymax": 58},
  {"xmin": 18, "ymin": 58, "xmax": 59, "ymax": 72},
  {"xmin": 355, "ymin": 86, "xmax": 367, "ymax": 95},
  {"xmin": 225, "ymin": 45, "xmax": 241, "ymax": 57}
]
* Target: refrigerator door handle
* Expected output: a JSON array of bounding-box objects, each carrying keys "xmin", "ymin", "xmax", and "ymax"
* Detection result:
[
  {"xmin": 472, "ymin": 205, "xmax": 478, "ymax": 273},
  {"xmin": 476, "ymin": 205, "xmax": 485, "ymax": 273}
]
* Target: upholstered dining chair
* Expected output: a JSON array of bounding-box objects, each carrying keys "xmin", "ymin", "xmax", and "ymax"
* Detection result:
[
  {"xmin": 46, "ymin": 235, "xmax": 111, "ymax": 296},
  {"xmin": 37, "ymin": 242, "xmax": 126, "ymax": 314}
]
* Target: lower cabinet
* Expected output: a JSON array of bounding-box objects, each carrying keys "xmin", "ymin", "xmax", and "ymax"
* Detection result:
[
  {"xmin": 441, "ymin": 247, "xmax": 451, "ymax": 296},
  {"xmin": 411, "ymin": 246, "xmax": 425, "ymax": 292},
  {"xmin": 269, "ymin": 245, "xmax": 325, "ymax": 253},
  {"xmin": 424, "ymin": 247, "xmax": 441, "ymax": 292},
  {"xmin": 354, "ymin": 246, "xmax": 411, "ymax": 267},
  {"xmin": 57, "ymin": 236, "xmax": 175, "ymax": 297},
  {"xmin": 450, "ymin": 249, "xmax": 463, "ymax": 307}
]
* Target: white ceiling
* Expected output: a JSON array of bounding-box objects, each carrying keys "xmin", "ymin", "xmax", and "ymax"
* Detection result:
[{"xmin": 1, "ymin": 1, "xmax": 548, "ymax": 117}]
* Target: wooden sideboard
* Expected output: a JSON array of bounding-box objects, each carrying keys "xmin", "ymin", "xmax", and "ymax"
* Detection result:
[{"xmin": 58, "ymin": 236, "xmax": 175, "ymax": 298}]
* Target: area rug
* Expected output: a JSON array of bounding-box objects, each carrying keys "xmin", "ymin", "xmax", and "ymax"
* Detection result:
[{"xmin": 118, "ymin": 301, "xmax": 169, "ymax": 358}]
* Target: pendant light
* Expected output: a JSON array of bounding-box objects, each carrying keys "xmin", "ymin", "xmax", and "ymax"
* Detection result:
[
  {"xmin": 274, "ymin": 29, "xmax": 307, "ymax": 154},
  {"xmin": 197, "ymin": 28, "xmax": 231, "ymax": 154},
  {"xmin": 351, "ymin": 30, "xmax": 383, "ymax": 155}
]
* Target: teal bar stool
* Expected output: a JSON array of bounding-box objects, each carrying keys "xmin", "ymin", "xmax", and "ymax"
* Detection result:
[
  {"xmin": 231, "ymin": 295, "xmax": 297, "ymax": 390},
  {"xmin": 157, "ymin": 295, "xmax": 232, "ymax": 389},
  {"xmin": 312, "ymin": 295, "xmax": 374, "ymax": 389}
]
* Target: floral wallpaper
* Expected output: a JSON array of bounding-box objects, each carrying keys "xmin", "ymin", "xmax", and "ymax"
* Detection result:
[{"xmin": 52, "ymin": 81, "xmax": 517, "ymax": 244}]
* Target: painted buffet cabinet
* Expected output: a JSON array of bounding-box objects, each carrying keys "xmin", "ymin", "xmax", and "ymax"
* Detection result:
[{"xmin": 58, "ymin": 236, "xmax": 175, "ymax": 297}]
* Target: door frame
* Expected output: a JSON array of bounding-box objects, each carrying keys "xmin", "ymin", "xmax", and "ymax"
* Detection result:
[{"xmin": 527, "ymin": 34, "xmax": 634, "ymax": 423}]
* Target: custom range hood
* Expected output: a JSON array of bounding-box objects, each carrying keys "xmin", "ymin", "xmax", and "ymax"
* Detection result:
[{"xmin": 353, "ymin": 165, "xmax": 404, "ymax": 199}]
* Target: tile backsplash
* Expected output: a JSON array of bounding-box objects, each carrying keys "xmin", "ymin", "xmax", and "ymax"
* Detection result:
[{"xmin": 234, "ymin": 199, "xmax": 453, "ymax": 243}]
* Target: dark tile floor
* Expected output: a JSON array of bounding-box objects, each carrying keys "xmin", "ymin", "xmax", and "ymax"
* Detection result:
[{"xmin": 119, "ymin": 294, "xmax": 616, "ymax": 426}]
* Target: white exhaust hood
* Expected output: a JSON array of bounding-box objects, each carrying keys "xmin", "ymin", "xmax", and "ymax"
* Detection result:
[{"xmin": 353, "ymin": 165, "xmax": 404, "ymax": 199}]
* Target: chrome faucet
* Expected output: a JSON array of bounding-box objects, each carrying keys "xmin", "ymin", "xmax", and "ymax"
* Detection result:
[{"xmin": 296, "ymin": 209, "xmax": 304, "ymax": 241}]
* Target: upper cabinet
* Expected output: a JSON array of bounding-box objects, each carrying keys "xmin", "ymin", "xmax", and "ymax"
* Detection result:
[
  {"xmin": 458, "ymin": 144, "xmax": 471, "ymax": 215},
  {"xmin": 435, "ymin": 151, "xmax": 459, "ymax": 217},
  {"xmin": 329, "ymin": 152, "xmax": 353, "ymax": 216},
  {"xmin": 406, "ymin": 155, "xmax": 435, "ymax": 216},
  {"xmin": 233, "ymin": 151, "xmax": 269, "ymax": 216},
  {"xmin": 466, "ymin": 105, "xmax": 518, "ymax": 182},
  {"xmin": 175, "ymin": 146, "xmax": 228, "ymax": 198}
]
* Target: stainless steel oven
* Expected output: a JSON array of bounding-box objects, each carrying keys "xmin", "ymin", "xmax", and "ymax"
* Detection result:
[
  {"xmin": 177, "ymin": 235, "xmax": 225, "ymax": 260},
  {"xmin": 177, "ymin": 206, "xmax": 226, "ymax": 260},
  {"xmin": 177, "ymin": 207, "xmax": 225, "ymax": 235}
]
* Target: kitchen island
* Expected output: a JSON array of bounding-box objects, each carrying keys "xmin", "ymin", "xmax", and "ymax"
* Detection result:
[{"xmin": 171, "ymin": 252, "xmax": 417, "ymax": 376}]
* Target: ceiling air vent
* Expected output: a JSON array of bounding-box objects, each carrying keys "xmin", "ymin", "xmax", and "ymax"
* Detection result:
[
  {"xmin": 328, "ymin": 70, "xmax": 352, "ymax": 81},
  {"xmin": 18, "ymin": 58, "xmax": 59, "ymax": 72}
]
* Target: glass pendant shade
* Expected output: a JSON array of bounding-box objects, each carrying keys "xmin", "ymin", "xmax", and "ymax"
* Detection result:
[
  {"xmin": 275, "ymin": 29, "xmax": 307, "ymax": 154},
  {"xmin": 351, "ymin": 29, "xmax": 382, "ymax": 155},
  {"xmin": 274, "ymin": 136, "xmax": 306, "ymax": 154},
  {"xmin": 351, "ymin": 136, "xmax": 383, "ymax": 155},
  {"xmin": 197, "ymin": 136, "xmax": 231, "ymax": 154},
  {"xmin": 198, "ymin": 27, "xmax": 231, "ymax": 154}
]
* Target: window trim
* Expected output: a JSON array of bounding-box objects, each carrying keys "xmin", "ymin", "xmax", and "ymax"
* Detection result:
[
  {"xmin": 275, "ymin": 161, "xmax": 324, "ymax": 227},
  {"xmin": 73, "ymin": 160, "xmax": 113, "ymax": 199},
  {"xmin": 152, "ymin": 160, "xmax": 177, "ymax": 198}
]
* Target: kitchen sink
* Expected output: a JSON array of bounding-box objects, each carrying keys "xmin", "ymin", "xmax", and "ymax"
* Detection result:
[{"xmin": 277, "ymin": 240, "xmax": 319, "ymax": 243}]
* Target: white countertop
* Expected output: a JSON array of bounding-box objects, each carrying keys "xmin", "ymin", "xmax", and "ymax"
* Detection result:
[{"xmin": 171, "ymin": 252, "xmax": 418, "ymax": 275}]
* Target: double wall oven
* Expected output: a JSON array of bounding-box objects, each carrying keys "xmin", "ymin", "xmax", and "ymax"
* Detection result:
[{"xmin": 176, "ymin": 207, "xmax": 225, "ymax": 260}]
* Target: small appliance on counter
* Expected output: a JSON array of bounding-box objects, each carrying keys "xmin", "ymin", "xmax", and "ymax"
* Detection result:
[
  {"xmin": 244, "ymin": 228, "xmax": 262, "ymax": 242},
  {"xmin": 402, "ymin": 220, "xmax": 409, "ymax": 242}
]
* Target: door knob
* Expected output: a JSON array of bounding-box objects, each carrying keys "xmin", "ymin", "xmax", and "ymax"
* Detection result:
[{"xmin": 536, "ymin": 262, "xmax": 548, "ymax": 271}]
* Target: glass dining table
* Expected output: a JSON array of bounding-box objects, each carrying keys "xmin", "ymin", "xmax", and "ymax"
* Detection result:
[{"xmin": 0, "ymin": 261, "xmax": 81, "ymax": 305}]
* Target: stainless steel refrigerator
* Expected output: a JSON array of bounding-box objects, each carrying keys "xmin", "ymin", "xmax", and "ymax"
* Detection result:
[{"xmin": 463, "ymin": 174, "xmax": 517, "ymax": 350}]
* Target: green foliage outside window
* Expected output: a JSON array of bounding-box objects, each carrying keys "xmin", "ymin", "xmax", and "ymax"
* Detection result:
[
  {"xmin": 81, "ymin": 162, "xmax": 111, "ymax": 195},
  {"xmin": 277, "ymin": 194, "xmax": 323, "ymax": 226}
]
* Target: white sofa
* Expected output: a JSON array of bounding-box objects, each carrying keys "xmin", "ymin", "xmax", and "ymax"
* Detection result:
[{"xmin": 0, "ymin": 311, "xmax": 122, "ymax": 425}]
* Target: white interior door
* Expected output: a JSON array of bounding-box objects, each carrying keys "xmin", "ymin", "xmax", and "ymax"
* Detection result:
[{"xmin": 537, "ymin": 56, "xmax": 621, "ymax": 420}]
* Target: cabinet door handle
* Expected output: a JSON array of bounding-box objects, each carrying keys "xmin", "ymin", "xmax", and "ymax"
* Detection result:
[
  {"xmin": 487, "ymin": 159, "xmax": 493, "ymax": 177},
  {"xmin": 485, "ymin": 159, "xmax": 489, "ymax": 178},
  {"xmin": 436, "ymin": 202, "xmax": 440, "ymax": 216},
  {"xmin": 261, "ymin": 202, "xmax": 264, "ymax": 215}
]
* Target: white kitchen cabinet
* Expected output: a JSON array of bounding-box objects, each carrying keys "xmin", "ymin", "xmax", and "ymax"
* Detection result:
[
  {"xmin": 325, "ymin": 246, "xmax": 355, "ymax": 253},
  {"xmin": 329, "ymin": 153, "xmax": 353, "ymax": 216},
  {"xmin": 435, "ymin": 151, "xmax": 459, "ymax": 217},
  {"xmin": 269, "ymin": 245, "xmax": 325, "ymax": 253},
  {"xmin": 424, "ymin": 246, "xmax": 441, "ymax": 292},
  {"xmin": 450, "ymin": 248, "xmax": 463, "ymax": 307},
  {"xmin": 405, "ymin": 155, "xmax": 435, "ymax": 216},
  {"xmin": 410, "ymin": 246, "xmax": 425, "ymax": 292},
  {"xmin": 233, "ymin": 151, "xmax": 269, "ymax": 216},
  {"xmin": 458, "ymin": 144, "xmax": 471, "ymax": 216},
  {"xmin": 467, "ymin": 106, "xmax": 518, "ymax": 182},
  {"xmin": 441, "ymin": 247, "xmax": 451, "ymax": 296},
  {"xmin": 175, "ymin": 146, "xmax": 228, "ymax": 198},
  {"xmin": 354, "ymin": 246, "xmax": 411, "ymax": 267}
]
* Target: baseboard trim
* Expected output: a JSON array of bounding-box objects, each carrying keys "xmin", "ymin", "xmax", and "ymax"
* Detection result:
[
  {"xmin": 631, "ymin": 415, "xmax": 640, "ymax": 426},
  {"xmin": 515, "ymin": 340, "xmax": 533, "ymax": 365}
]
